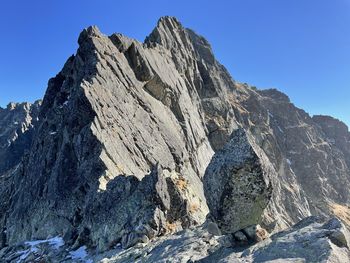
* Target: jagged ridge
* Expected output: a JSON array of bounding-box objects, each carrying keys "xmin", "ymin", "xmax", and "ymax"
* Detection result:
[{"xmin": 0, "ymin": 16, "xmax": 349, "ymax": 262}]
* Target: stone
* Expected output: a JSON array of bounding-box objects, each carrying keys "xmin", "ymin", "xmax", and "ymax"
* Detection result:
[
  {"xmin": 206, "ymin": 222, "xmax": 221, "ymax": 236},
  {"xmin": 59, "ymin": 216, "xmax": 350, "ymax": 262},
  {"xmin": 121, "ymin": 232, "xmax": 149, "ymax": 249},
  {"xmin": 255, "ymin": 225, "xmax": 269, "ymax": 242},
  {"xmin": 203, "ymin": 128, "xmax": 273, "ymax": 234},
  {"xmin": 0, "ymin": 101, "xmax": 41, "ymax": 174},
  {"xmin": 232, "ymin": 231, "xmax": 248, "ymax": 244},
  {"xmin": 238, "ymin": 224, "xmax": 269, "ymax": 243}
]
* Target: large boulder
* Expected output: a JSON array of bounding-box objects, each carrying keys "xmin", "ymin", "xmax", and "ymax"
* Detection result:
[{"xmin": 203, "ymin": 128, "xmax": 274, "ymax": 234}]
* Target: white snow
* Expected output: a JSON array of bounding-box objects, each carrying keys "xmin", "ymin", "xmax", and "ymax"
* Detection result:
[
  {"xmin": 69, "ymin": 246, "xmax": 92, "ymax": 263},
  {"xmin": 48, "ymin": 236, "xmax": 65, "ymax": 249},
  {"xmin": 16, "ymin": 249, "xmax": 31, "ymax": 263},
  {"xmin": 25, "ymin": 236, "xmax": 64, "ymax": 249},
  {"xmin": 50, "ymin": 131, "xmax": 57, "ymax": 135},
  {"xmin": 287, "ymin": 159, "xmax": 292, "ymax": 165},
  {"xmin": 16, "ymin": 237, "xmax": 64, "ymax": 262}
]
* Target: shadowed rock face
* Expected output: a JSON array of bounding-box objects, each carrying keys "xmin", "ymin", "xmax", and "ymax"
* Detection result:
[
  {"xmin": 0, "ymin": 101, "xmax": 41, "ymax": 174},
  {"xmin": 0, "ymin": 101, "xmax": 41, "ymax": 249},
  {"xmin": 0, "ymin": 16, "xmax": 349, "ymax": 256}
]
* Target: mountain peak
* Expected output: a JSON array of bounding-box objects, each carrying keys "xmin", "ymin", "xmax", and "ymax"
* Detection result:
[
  {"xmin": 157, "ymin": 16, "xmax": 183, "ymax": 29},
  {"xmin": 145, "ymin": 16, "xmax": 187, "ymax": 48},
  {"xmin": 78, "ymin": 25, "xmax": 103, "ymax": 45}
]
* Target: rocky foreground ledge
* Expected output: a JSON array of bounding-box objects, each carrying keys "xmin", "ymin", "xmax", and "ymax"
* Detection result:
[{"xmin": 1, "ymin": 216, "xmax": 349, "ymax": 262}]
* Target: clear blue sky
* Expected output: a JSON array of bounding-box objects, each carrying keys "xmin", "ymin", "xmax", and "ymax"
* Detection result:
[{"xmin": 0, "ymin": 0, "xmax": 349, "ymax": 127}]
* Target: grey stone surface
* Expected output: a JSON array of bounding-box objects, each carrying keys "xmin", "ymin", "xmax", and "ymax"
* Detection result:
[
  {"xmin": 204, "ymin": 128, "xmax": 273, "ymax": 234},
  {"xmin": 3, "ymin": 216, "xmax": 345, "ymax": 262},
  {"xmin": 99, "ymin": 217, "xmax": 349, "ymax": 263},
  {"xmin": 0, "ymin": 101, "xmax": 41, "ymax": 174},
  {"xmin": 1, "ymin": 19, "xmax": 214, "ymax": 252}
]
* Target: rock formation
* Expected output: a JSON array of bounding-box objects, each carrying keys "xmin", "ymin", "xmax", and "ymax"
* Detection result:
[
  {"xmin": 0, "ymin": 101, "xmax": 40, "ymax": 174},
  {"xmin": 0, "ymin": 16, "xmax": 349, "ymax": 262},
  {"xmin": 1, "ymin": 216, "xmax": 349, "ymax": 262},
  {"xmin": 204, "ymin": 129, "xmax": 273, "ymax": 235}
]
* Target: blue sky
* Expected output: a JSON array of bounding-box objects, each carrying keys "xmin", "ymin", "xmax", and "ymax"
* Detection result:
[{"xmin": 0, "ymin": 0, "xmax": 349, "ymax": 127}]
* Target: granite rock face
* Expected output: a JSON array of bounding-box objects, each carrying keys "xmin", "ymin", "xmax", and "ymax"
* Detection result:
[{"xmin": 0, "ymin": 16, "xmax": 350, "ymax": 261}]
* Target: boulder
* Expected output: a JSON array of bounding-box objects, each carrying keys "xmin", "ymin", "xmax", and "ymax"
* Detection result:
[{"xmin": 204, "ymin": 128, "xmax": 273, "ymax": 234}]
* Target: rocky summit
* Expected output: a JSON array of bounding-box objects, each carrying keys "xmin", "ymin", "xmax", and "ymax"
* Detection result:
[{"xmin": 0, "ymin": 16, "xmax": 349, "ymax": 262}]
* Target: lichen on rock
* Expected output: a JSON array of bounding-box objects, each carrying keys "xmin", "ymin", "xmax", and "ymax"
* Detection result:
[{"xmin": 204, "ymin": 128, "xmax": 273, "ymax": 235}]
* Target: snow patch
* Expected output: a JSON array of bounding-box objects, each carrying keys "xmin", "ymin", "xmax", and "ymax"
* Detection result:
[
  {"xmin": 50, "ymin": 131, "xmax": 57, "ymax": 135},
  {"xmin": 69, "ymin": 246, "xmax": 92, "ymax": 263},
  {"xmin": 286, "ymin": 159, "xmax": 292, "ymax": 165},
  {"xmin": 25, "ymin": 236, "xmax": 64, "ymax": 249},
  {"xmin": 48, "ymin": 236, "xmax": 65, "ymax": 249},
  {"xmin": 16, "ymin": 249, "xmax": 31, "ymax": 263},
  {"xmin": 16, "ymin": 237, "xmax": 64, "ymax": 262}
]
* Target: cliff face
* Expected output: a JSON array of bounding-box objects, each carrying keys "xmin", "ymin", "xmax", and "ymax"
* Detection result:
[
  {"xmin": 0, "ymin": 16, "xmax": 349, "ymax": 259},
  {"xmin": 0, "ymin": 101, "xmax": 41, "ymax": 174},
  {"xmin": 239, "ymin": 89, "xmax": 350, "ymax": 226},
  {"xmin": 2, "ymin": 20, "xmax": 216, "ymax": 251},
  {"xmin": 0, "ymin": 101, "xmax": 40, "ymax": 241}
]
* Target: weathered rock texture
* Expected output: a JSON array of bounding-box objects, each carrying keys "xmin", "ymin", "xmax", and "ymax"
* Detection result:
[
  {"xmin": 0, "ymin": 101, "xmax": 41, "ymax": 246},
  {"xmin": 204, "ymin": 129, "xmax": 273, "ymax": 234},
  {"xmin": 2, "ymin": 216, "xmax": 348, "ymax": 262},
  {"xmin": 100, "ymin": 216, "xmax": 349, "ymax": 263},
  {"xmin": 0, "ymin": 101, "xmax": 41, "ymax": 174},
  {"xmin": 1, "ymin": 21, "xmax": 217, "ymax": 252},
  {"xmin": 0, "ymin": 16, "xmax": 350, "ymax": 261}
]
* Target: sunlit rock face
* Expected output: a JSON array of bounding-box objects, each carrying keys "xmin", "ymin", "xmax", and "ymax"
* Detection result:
[{"xmin": 0, "ymin": 16, "xmax": 349, "ymax": 257}]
